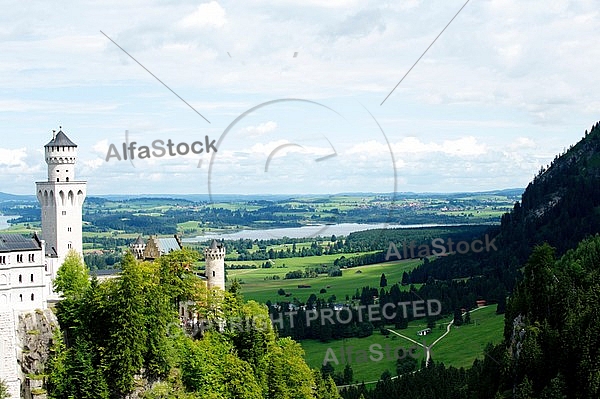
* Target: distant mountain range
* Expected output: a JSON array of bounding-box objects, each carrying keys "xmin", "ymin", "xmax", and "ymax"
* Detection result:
[
  {"xmin": 0, "ymin": 189, "xmax": 524, "ymax": 203},
  {"xmin": 0, "ymin": 192, "xmax": 36, "ymax": 201}
]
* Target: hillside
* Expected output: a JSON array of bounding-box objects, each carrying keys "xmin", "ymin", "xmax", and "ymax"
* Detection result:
[
  {"xmin": 405, "ymin": 121, "xmax": 600, "ymax": 294},
  {"xmin": 342, "ymin": 121, "xmax": 600, "ymax": 398}
]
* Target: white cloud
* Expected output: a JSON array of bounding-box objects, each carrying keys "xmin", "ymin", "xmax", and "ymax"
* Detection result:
[
  {"xmin": 0, "ymin": 0, "xmax": 597, "ymax": 194},
  {"xmin": 243, "ymin": 121, "xmax": 278, "ymax": 137},
  {"xmin": 390, "ymin": 136, "xmax": 486, "ymax": 157},
  {"xmin": 179, "ymin": 2, "xmax": 227, "ymax": 29},
  {"xmin": 92, "ymin": 139, "xmax": 110, "ymax": 155},
  {"xmin": 0, "ymin": 147, "xmax": 27, "ymax": 167}
]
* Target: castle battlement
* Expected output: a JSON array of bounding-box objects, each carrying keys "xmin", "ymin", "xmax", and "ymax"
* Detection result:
[{"xmin": 204, "ymin": 248, "xmax": 225, "ymax": 259}]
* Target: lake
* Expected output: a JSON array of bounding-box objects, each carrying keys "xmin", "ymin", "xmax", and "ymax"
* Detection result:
[
  {"xmin": 0, "ymin": 214, "xmax": 15, "ymax": 230},
  {"xmin": 182, "ymin": 222, "xmax": 457, "ymax": 242}
]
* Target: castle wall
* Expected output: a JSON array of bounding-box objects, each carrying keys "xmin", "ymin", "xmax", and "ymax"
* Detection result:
[{"xmin": 0, "ymin": 310, "xmax": 20, "ymax": 398}]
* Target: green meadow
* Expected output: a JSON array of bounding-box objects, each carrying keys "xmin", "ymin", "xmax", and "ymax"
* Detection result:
[
  {"xmin": 229, "ymin": 256, "xmax": 423, "ymax": 304},
  {"xmin": 300, "ymin": 305, "xmax": 504, "ymax": 383}
]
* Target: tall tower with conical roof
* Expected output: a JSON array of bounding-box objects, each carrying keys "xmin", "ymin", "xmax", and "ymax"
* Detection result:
[
  {"xmin": 35, "ymin": 129, "xmax": 87, "ymax": 286},
  {"xmin": 204, "ymin": 240, "xmax": 225, "ymax": 290}
]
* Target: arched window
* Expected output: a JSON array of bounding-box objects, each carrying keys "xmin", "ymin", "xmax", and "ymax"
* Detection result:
[
  {"xmin": 212, "ymin": 271, "xmax": 216, "ymax": 277},
  {"xmin": 18, "ymin": 274, "xmax": 22, "ymax": 283},
  {"xmin": 66, "ymin": 177, "xmax": 69, "ymax": 182},
  {"xmin": 31, "ymin": 293, "xmax": 35, "ymax": 301},
  {"xmin": 19, "ymin": 294, "xmax": 23, "ymax": 302},
  {"xmin": 57, "ymin": 178, "xmax": 60, "ymax": 182},
  {"xmin": 30, "ymin": 274, "xmax": 34, "ymax": 282}
]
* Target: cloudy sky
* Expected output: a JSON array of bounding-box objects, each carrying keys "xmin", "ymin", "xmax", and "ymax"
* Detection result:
[{"xmin": 1, "ymin": 0, "xmax": 598, "ymax": 195}]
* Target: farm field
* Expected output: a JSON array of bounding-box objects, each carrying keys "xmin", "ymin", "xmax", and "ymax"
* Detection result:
[{"xmin": 228, "ymin": 257, "xmax": 423, "ymax": 304}]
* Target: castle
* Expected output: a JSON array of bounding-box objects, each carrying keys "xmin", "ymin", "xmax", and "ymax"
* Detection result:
[
  {"xmin": 0, "ymin": 129, "xmax": 224, "ymax": 398},
  {"xmin": 1, "ymin": 129, "xmax": 87, "ymax": 398}
]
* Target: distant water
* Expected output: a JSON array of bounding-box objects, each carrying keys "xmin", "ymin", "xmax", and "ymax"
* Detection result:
[
  {"xmin": 0, "ymin": 215, "xmax": 16, "ymax": 230},
  {"xmin": 0, "ymin": 215, "xmax": 14, "ymax": 230},
  {"xmin": 182, "ymin": 222, "xmax": 455, "ymax": 242}
]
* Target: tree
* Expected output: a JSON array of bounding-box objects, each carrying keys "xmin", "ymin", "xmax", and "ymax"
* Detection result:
[
  {"xmin": 321, "ymin": 362, "xmax": 335, "ymax": 380},
  {"xmin": 0, "ymin": 380, "xmax": 8, "ymax": 399},
  {"xmin": 53, "ymin": 249, "xmax": 89, "ymax": 299},
  {"xmin": 464, "ymin": 310, "xmax": 471, "ymax": 324},
  {"xmin": 453, "ymin": 309, "xmax": 463, "ymax": 326},
  {"xmin": 103, "ymin": 252, "xmax": 148, "ymax": 396},
  {"xmin": 427, "ymin": 317, "xmax": 436, "ymax": 329},
  {"xmin": 343, "ymin": 364, "xmax": 353, "ymax": 384},
  {"xmin": 401, "ymin": 271, "xmax": 409, "ymax": 285},
  {"xmin": 380, "ymin": 273, "xmax": 388, "ymax": 288}
]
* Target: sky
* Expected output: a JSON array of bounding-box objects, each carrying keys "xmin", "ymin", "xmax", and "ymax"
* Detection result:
[{"xmin": 1, "ymin": 0, "xmax": 599, "ymax": 196}]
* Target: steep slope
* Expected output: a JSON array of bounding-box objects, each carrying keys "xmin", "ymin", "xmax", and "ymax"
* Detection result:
[{"xmin": 407, "ymin": 121, "xmax": 600, "ymax": 294}]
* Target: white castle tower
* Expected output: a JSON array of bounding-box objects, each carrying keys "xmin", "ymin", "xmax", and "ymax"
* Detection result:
[
  {"xmin": 204, "ymin": 240, "xmax": 225, "ymax": 290},
  {"xmin": 35, "ymin": 129, "xmax": 87, "ymax": 293}
]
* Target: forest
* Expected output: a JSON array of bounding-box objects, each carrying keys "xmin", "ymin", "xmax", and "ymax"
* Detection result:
[{"xmin": 44, "ymin": 249, "xmax": 341, "ymax": 399}]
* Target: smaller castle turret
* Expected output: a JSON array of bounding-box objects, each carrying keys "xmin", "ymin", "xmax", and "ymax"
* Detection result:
[
  {"xmin": 204, "ymin": 240, "xmax": 225, "ymax": 290},
  {"xmin": 130, "ymin": 235, "xmax": 145, "ymax": 259}
]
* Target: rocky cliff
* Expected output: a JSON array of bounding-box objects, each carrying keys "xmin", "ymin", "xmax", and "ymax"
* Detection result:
[{"xmin": 16, "ymin": 309, "xmax": 58, "ymax": 399}]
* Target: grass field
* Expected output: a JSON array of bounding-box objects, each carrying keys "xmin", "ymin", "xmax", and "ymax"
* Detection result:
[
  {"xmin": 229, "ymin": 257, "xmax": 423, "ymax": 304},
  {"xmin": 300, "ymin": 305, "xmax": 504, "ymax": 383},
  {"xmin": 428, "ymin": 306, "xmax": 505, "ymax": 368},
  {"xmin": 301, "ymin": 331, "xmax": 427, "ymax": 383}
]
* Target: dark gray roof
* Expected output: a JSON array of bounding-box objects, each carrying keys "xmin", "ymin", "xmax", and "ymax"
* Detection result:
[
  {"xmin": 132, "ymin": 235, "xmax": 145, "ymax": 245},
  {"xmin": 210, "ymin": 239, "xmax": 218, "ymax": 249},
  {"xmin": 45, "ymin": 130, "xmax": 77, "ymax": 148},
  {"xmin": 0, "ymin": 234, "xmax": 41, "ymax": 252}
]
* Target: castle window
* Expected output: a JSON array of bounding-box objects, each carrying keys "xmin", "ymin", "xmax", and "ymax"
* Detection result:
[
  {"xmin": 31, "ymin": 293, "xmax": 34, "ymax": 301},
  {"xmin": 19, "ymin": 274, "xmax": 22, "ymax": 283},
  {"xmin": 212, "ymin": 271, "xmax": 216, "ymax": 277},
  {"xmin": 19, "ymin": 294, "xmax": 23, "ymax": 302},
  {"xmin": 68, "ymin": 243, "xmax": 72, "ymax": 249},
  {"xmin": 0, "ymin": 256, "xmax": 5, "ymax": 264},
  {"xmin": 28, "ymin": 254, "xmax": 34, "ymax": 262},
  {"xmin": 67, "ymin": 227, "xmax": 72, "ymax": 232},
  {"xmin": 30, "ymin": 274, "xmax": 34, "ymax": 282},
  {"xmin": 57, "ymin": 178, "xmax": 60, "ymax": 182},
  {"xmin": 66, "ymin": 177, "xmax": 69, "ymax": 182},
  {"xmin": 62, "ymin": 211, "xmax": 66, "ymax": 215},
  {"xmin": 17, "ymin": 254, "xmax": 23, "ymax": 263},
  {"xmin": 45, "ymin": 264, "xmax": 48, "ymax": 272}
]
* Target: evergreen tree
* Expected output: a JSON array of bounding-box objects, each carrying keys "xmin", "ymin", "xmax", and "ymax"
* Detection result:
[
  {"xmin": 379, "ymin": 273, "xmax": 387, "ymax": 288},
  {"xmin": 343, "ymin": 364, "xmax": 353, "ymax": 384},
  {"xmin": 103, "ymin": 252, "xmax": 148, "ymax": 397},
  {"xmin": 453, "ymin": 309, "xmax": 463, "ymax": 326}
]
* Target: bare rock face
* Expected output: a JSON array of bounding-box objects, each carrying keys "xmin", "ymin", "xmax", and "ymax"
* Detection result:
[{"xmin": 16, "ymin": 309, "xmax": 59, "ymax": 399}]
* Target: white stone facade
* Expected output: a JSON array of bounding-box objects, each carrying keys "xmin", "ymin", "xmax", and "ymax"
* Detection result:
[
  {"xmin": 0, "ymin": 235, "xmax": 48, "ymax": 398},
  {"xmin": 0, "ymin": 310, "xmax": 20, "ymax": 398},
  {"xmin": 1, "ymin": 129, "xmax": 87, "ymax": 398},
  {"xmin": 0, "ymin": 237, "xmax": 48, "ymax": 312},
  {"xmin": 35, "ymin": 130, "xmax": 87, "ymax": 294}
]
